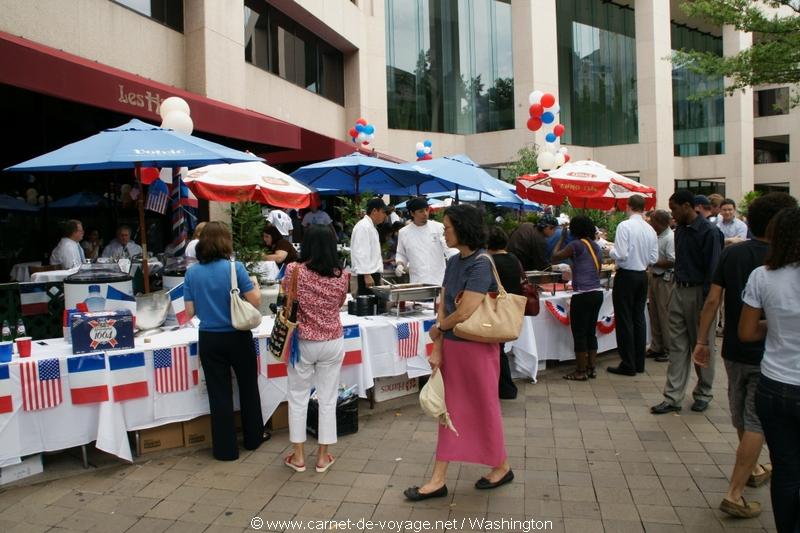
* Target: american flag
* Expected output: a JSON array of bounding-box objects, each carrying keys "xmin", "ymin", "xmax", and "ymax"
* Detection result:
[
  {"xmin": 254, "ymin": 337, "xmax": 265, "ymax": 376},
  {"xmin": 154, "ymin": 346, "xmax": 189, "ymax": 393},
  {"xmin": 21, "ymin": 358, "xmax": 63, "ymax": 411},
  {"xmin": 397, "ymin": 321, "xmax": 420, "ymax": 358},
  {"xmin": 145, "ymin": 178, "xmax": 170, "ymax": 215},
  {"xmin": 165, "ymin": 168, "xmax": 198, "ymax": 257}
]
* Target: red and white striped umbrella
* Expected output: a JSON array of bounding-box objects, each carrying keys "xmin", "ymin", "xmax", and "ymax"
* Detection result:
[
  {"xmin": 516, "ymin": 160, "xmax": 656, "ymax": 210},
  {"xmin": 184, "ymin": 161, "xmax": 316, "ymax": 208}
]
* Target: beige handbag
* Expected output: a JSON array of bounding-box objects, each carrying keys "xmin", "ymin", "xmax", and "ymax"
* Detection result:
[
  {"xmin": 453, "ymin": 254, "xmax": 526, "ymax": 343},
  {"xmin": 230, "ymin": 259, "xmax": 262, "ymax": 331}
]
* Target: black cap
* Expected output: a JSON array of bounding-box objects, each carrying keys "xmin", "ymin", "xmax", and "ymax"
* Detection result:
[
  {"xmin": 406, "ymin": 197, "xmax": 429, "ymax": 212},
  {"xmin": 694, "ymin": 195, "xmax": 710, "ymax": 207},
  {"xmin": 536, "ymin": 214, "xmax": 559, "ymax": 229},
  {"xmin": 365, "ymin": 197, "xmax": 387, "ymax": 214}
]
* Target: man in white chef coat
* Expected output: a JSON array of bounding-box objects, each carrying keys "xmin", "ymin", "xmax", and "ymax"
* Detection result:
[
  {"xmin": 395, "ymin": 197, "xmax": 456, "ymax": 286},
  {"xmin": 350, "ymin": 197, "xmax": 388, "ymax": 296}
]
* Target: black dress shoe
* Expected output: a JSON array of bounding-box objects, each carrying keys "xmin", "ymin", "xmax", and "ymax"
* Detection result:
[
  {"xmin": 691, "ymin": 399, "xmax": 710, "ymax": 412},
  {"xmin": 654, "ymin": 354, "xmax": 669, "ymax": 362},
  {"xmin": 651, "ymin": 401, "xmax": 681, "ymax": 414},
  {"xmin": 404, "ymin": 485, "xmax": 448, "ymax": 501},
  {"xmin": 475, "ymin": 469, "xmax": 514, "ymax": 490},
  {"xmin": 645, "ymin": 351, "xmax": 663, "ymax": 359},
  {"xmin": 607, "ymin": 366, "xmax": 636, "ymax": 376}
]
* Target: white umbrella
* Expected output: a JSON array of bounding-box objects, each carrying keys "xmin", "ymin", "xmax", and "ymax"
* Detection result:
[{"xmin": 184, "ymin": 161, "xmax": 315, "ymax": 208}]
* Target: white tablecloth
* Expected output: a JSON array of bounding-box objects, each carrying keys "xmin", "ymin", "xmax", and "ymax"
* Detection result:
[
  {"xmin": 30, "ymin": 267, "xmax": 79, "ymax": 283},
  {"xmin": 9, "ymin": 261, "xmax": 41, "ymax": 282}
]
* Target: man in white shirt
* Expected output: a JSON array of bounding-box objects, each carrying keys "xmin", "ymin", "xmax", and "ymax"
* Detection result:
[
  {"xmin": 50, "ymin": 219, "xmax": 85, "ymax": 269},
  {"xmin": 350, "ymin": 198, "xmax": 387, "ymax": 295},
  {"xmin": 606, "ymin": 195, "xmax": 659, "ymax": 376},
  {"xmin": 647, "ymin": 210, "xmax": 676, "ymax": 363},
  {"xmin": 102, "ymin": 225, "xmax": 143, "ymax": 260},
  {"xmin": 395, "ymin": 197, "xmax": 456, "ymax": 286},
  {"xmin": 301, "ymin": 204, "xmax": 333, "ymax": 228},
  {"xmin": 717, "ymin": 198, "xmax": 748, "ymax": 245},
  {"xmin": 267, "ymin": 208, "xmax": 294, "ymax": 242},
  {"xmin": 387, "ymin": 205, "xmax": 402, "ymax": 225}
]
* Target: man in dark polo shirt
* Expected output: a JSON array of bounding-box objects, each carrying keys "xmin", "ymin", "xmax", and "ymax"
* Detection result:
[
  {"xmin": 652, "ymin": 190, "xmax": 721, "ymax": 414},
  {"xmin": 692, "ymin": 192, "xmax": 797, "ymax": 518},
  {"xmin": 507, "ymin": 215, "xmax": 558, "ymax": 271}
]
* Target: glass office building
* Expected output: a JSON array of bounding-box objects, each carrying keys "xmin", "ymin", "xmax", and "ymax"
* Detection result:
[
  {"xmin": 385, "ymin": 0, "xmax": 514, "ymax": 134},
  {"xmin": 556, "ymin": 0, "xmax": 638, "ymax": 147}
]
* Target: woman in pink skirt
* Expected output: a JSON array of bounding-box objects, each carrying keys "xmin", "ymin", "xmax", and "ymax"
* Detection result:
[{"xmin": 404, "ymin": 204, "xmax": 513, "ymax": 501}]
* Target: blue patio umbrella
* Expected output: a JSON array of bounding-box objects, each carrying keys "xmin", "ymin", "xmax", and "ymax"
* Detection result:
[
  {"xmin": 48, "ymin": 192, "xmax": 109, "ymax": 210},
  {"xmin": 400, "ymin": 154, "xmax": 521, "ymax": 203},
  {"xmin": 0, "ymin": 194, "xmax": 39, "ymax": 213},
  {"xmin": 427, "ymin": 189, "xmax": 541, "ymax": 211},
  {"xmin": 291, "ymin": 153, "xmax": 428, "ymax": 195},
  {"xmin": 5, "ymin": 119, "xmax": 263, "ymax": 291}
]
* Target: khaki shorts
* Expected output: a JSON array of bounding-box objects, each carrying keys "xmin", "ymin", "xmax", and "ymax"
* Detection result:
[{"xmin": 724, "ymin": 359, "xmax": 763, "ymax": 434}]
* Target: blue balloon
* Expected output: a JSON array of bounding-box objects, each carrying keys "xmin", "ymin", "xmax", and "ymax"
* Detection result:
[
  {"xmin": 541, "ymin": 112, "xmax": 555, "ymax": 124},
  {"xmin": 416, "ymin": 150, "xmax": 425, "ymax": 158},
  {"xmin": 545, "ymin": 133, "xmax": 557, "ymax": 143},
  {"xmin": 355, "ymin": 123, "xmax": 365, "ymax": 133},
  {"xmin": 365, "ymin": 125, "xmax": 375, "ymax": 135},
  {"xmin": 423, "ymin": 139, "xmax": 432, "ymax": 147}
]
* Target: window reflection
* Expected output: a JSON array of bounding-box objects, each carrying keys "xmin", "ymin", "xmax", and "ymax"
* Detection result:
[
  {"xmin": 556, "ymin": 0, "xmax": 638, "ymax": 147},
  {"xmin": 112, "ymin": 0, "xmax": 183, "ymax": 32},
  {"xmin": 385, "ymin": 0, "xmax": 514, "ymax": 134},
  {"xmin": 672, "ymin": 25, "xmax": 725, "ymax": 156},
  {"xmin": 244, "ymin": 3, "xmax": 344, "ymax": 105}
]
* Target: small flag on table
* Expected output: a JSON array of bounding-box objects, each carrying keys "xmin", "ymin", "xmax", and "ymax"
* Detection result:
[
  {"xmin": 342, "ymin": 324, "xmax": 362, "ymax": 365},
  {"xmin": 397, "ymin": 321, "xmax": 420, "ymax": 358},
  {"xmin": 67, "ymin": 353, "xmax": 109, "ymax": 404},
  {"xmin": 106, "ymin": 286, "xmax": 137, "ymax": 314},
  {"xmin": 423, "ymin": 319, "xmax": 436, "ymax": 355},
  {"xmin": 0, "ymin": 364, "xmax": 12, "ymax": 414},
  {"xmin": 167, "ymin": 283, "xmax": 188, "ymax": 326},
  {"xmin": 154, "ymin": 346, "xmax": 189, "ymax": 393},
  {"xmin": 254, "ymin": 337, "xmax": 265, "ymax": 376},
  {"xmin": 189, "ymin": 342, "xmax": 199, "ymax": 385},
  {"xmin": 108, "ymin": 352, "xmax": 148, "ymax": 401},
  {"xmin": 21, "ymin": 358, "xmax": 62, "ymax": 411},
  {"xmin": 19, "ymin": 283, "xmax": 49, "ymax": 316}
]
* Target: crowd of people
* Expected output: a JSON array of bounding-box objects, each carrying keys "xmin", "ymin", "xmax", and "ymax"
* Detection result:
[{"xmin": 49, "ymin": 188, "xmax": 798, "ymax": 530}]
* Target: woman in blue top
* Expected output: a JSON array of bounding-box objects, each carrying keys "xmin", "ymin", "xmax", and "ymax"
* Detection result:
[
  {"xmin": 551, "ymin": 215, "xmax": 604, "ymax": 381},
  {"xmin": 184, "ymin": 222, "xmax": 265, "ymax": 461}
]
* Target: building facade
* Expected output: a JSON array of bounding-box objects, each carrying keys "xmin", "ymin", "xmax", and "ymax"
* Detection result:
[{"xmin": 1, "ymin": 0, "xmax": 797, "ymax": 207}]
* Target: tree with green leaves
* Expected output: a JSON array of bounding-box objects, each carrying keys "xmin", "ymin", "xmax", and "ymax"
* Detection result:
[
  {"xmin": 673, "ymin": 1, "xmax": 800, "ymax": 104},
  {"xmin": 229, "ymin": 201, "xmax": 265, "ymax": 278},
  {"xmin": 504, "ymin": 144, "xmax": 539, "ymax": 182}
]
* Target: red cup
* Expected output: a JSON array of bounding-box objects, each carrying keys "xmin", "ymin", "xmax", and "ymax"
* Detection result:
[{"xmin": 15, "ymin": 337, "xmax": 32, "ymax": 358}]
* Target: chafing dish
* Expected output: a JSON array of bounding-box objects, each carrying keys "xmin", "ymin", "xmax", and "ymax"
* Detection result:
[
  {"xmin": 135, "ymin": 290, "xmax": 171, "ymax": 335},
  {"xmin": 371, "ymin": 283, "xmax": 441, "ymax": 316},
  {"xmin": 525, "ymin": 270, "xmax": 564, "ymax": 296}
]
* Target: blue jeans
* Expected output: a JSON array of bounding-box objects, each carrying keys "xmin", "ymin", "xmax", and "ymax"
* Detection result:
[{"xmin": 755, "ymin": 375, "xmax": 800, "ymax": 533}]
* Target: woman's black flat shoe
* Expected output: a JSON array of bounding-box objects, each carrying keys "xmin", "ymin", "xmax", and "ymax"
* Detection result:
[
  {"xmin": 404, "ymin": 485, "xmax": 448, "ymax": 501},
  {"xmin": 475, "ymin": 469, "xmax": 514, "ymax": 489}
]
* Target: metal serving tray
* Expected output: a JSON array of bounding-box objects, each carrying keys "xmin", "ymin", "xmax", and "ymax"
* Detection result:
[
  {"xmin": 525, "ymin": 271, "xmax": 563, "ymax": 285},
  {"xmin": 370, "ymin": 283, "xmax": 441, "ymax": 303}
]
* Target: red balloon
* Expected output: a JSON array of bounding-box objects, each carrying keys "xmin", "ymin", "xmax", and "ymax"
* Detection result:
[
  {"xmin": 356, "ymin": 118, "xmax": 368, "ymax": 126},
  {"xmin": 541, "ymin": 93, "xmax": 556, "ymax": 108},
  {"xmin": 529, "ymin": 103, "xmax": 543, "ymax": 117},
  {"xmin": 527, "ymin": 117, "xmax": 542, "ymax": 131},
  {"xmin": 553, "ymin": 124, "xmax": 565, "ymax": 136},
  {"xmin": 362, "ymin": 141, "xmax": 370, "ymax": 146},
  {"xmin": 349, "ymin": 128, "xmax": 357, "ymax": 138},
  {"xmin": 424, "ymin": 153, "xmax": 433, "ymax": 160},
  {"xmin": 564, "ymin": 154, "xmax": 571, "ymax": 162}
]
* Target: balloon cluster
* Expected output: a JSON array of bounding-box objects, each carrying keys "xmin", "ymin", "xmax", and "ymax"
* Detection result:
[
  {"xmin": 526, "ymin": 90, "xmax": 570, "ymax": 171},
  {"xmin": 348, "ymin": 118, "xmax": 375, "ymax": 146},
  {"xmin": 415, "ymin": 140, "xmax": 433, "ymax": 161},
  {"xmin": 159, "ymin": 96, "xmax": 193, "ymax": 135}
]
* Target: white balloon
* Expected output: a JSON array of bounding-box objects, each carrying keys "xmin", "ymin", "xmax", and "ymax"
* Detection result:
[
  {"xmin": 528, "ymin": 90, "xmax": 543, "ymax": 105},
  {"xmin": 550, "ymin": 103, "xmax": 560, "ymax": 115},
  {"xmin": 554, "ymin": 153, "xmax": 566, "ymax": 167},
  {"xmin": 369, "ymin": 133, "xmax": 375, "ymax": 140},
  {"xmin": 537, "ymin": 152, "xmax": 556, "ymax": 171},
  {"xmin": 416, "ymin": 142, "xmax": 424, "ymax": 151},
  {"xmin": 423, "ymin": 146, "xmax": 432, "ymax": 154},
  {"xmin": 159, "ymin": 96, "xmax": 191, "ymax": 119},
  {"xmin": 161, "ymin": 110, "xmax": 194, "ymax": 134},
  {"xmin": 545, "ymin": 142, "xmax": 557, "ymax": 154},
  {"xmin": 558, "ymin": 147, "xmax": 568, "ymax": 154}
]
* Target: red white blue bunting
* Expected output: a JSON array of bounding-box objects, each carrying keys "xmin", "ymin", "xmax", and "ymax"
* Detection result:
[
  {"xmin": 596, "ymin": 314, "xmax": 616, "ymax": 334},
  {"xmin": 545, "ymin": 300, "xmax": 570, "ymax": 325}
]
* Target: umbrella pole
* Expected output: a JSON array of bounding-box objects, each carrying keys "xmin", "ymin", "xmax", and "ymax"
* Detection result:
[{"xmin": 135, "ymin": 165, "xmax": 151, "ymax": 293}]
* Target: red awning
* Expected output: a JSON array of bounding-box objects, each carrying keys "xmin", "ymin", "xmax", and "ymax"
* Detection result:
[{"xmin": 0, "ymin": 31, "xmax": 300, "ymax": 150}]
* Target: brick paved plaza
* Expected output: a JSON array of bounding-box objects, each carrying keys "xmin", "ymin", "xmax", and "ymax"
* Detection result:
[{"xmin": 0, "ymin": 347, "xmax": 774, "ymax": 533}]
